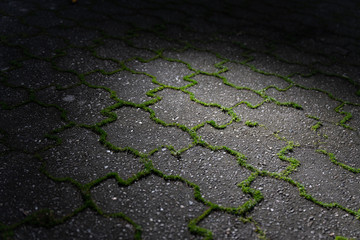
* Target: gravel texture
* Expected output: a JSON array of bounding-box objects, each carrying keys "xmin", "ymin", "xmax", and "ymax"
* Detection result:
[{"xmin": 0, "ymin": 0, "xmax": 360, "ymax": 239}]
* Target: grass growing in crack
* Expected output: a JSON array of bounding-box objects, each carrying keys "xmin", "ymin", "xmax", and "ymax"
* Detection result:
[
  {"xmin": 335, "ymin": 236, "xmax": 356, "ymax": 240},
  {"xmin": 2, "ymin": 2, "xmax": 360, "ymax": 239},
  {"xmin": 245, "ymin": 120, "xmax": 258, "ymax": 127},
  {"xmin": 316, "ymin": 149, "xmax": 360, "ymax": 174},
  {"xmin": 240, "ymin": 217, "xmax": 268, "ymax": 240},
  {"xmin": 335, "ymin": 103, "xmax": 354, "ymax": 130},
  {"xmin": 306, "ymin": 115, "xmax": 320, "ymax": 121},
  {"xmin": 188, "ymin": 207, "xmax": 213, "ymax": 240},
  {"xmin": 276, "ymin": 141, "xmax": 300, "ymax": 177},
  {"xmin": 311, "ymin": 121, "xmax": 322, "ymax": 132}
]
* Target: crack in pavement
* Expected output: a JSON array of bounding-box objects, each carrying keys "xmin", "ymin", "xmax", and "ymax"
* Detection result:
[{"xmin": 0, "ymin": 0, "xmax": 360, "ymax": 239}]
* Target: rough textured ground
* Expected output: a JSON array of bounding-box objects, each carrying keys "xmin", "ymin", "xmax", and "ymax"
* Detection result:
[{"xmin": 1, "ymin": 0, "xmax": 360, "ymax": 239}]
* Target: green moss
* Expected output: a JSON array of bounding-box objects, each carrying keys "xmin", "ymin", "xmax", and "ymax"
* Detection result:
[
  {"xmin": 240, "ymin": 217, "xmax": 268, "ymax": 240},
  {"xmin": 280, "ymin": 101, "xmax": 303, "ymax": 109},
  {"xmin": 306, "ymin": 115, "xmax": 320, "ymax": 121},
  {"xmin": 316, "ymin": 149, "xmax": 360, "ymax": 173},
  {"xmin": 311, "ymin": 121, "xmax": 322, "ymax": 131},
  {"xmin": 2, "ymin": 2, "xmax": 360, "ymax": 239},
  {"xmin": 245, "ymin": 120, "xmax": 258, "ymax": 127},
  {"xmin": 335, "ymin": 236, "xmax": 355, "ymax": 240},
  {"xmin": 28, "ymin": 209, "xmax": 58, "ymax": 228},
  {"xmin": 188, "ymin": 207, "xmax": 213, "ymax": 239}
]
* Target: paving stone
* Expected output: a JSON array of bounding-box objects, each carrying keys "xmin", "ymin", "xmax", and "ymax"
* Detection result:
[
  {"xmin": 0, "ymin": 103, "xmax": 63, "ymax": 152},
  {"xmin": 291, "ymin": 74, "xmax": 360, "ymax": 104},
  {"xmin": 117, "ymin": 14, "xmax": 163, "ymax": 30},
  {"xmin": 42, "ymin": 127, "xmax": 145, "ymax": 184},
  {"xmin": 221, "ymin": 62, "xmax": 290, "ymax": 91},
  {"xmin": 23, "ymin": 10, "xmax": 73, "ymax": 29},
  {"xmin": 189, "ymin": 74, "xmax": 264, "ymax": 107},
  {"xmin": 79, "ymin": 19, "xmax": 132, "ymax": 38},
  {"xmin": 0, "ymin": 82, "xmax": 28, "ymax": 107},
  {"xmin": 126, "ymin": 58, "xmax": 194, "ymax": 87},
  {"xmin": 47, "ymin": 26, "xmax": 102, "ymax": 48},
  {"xmin": 317, "ymin": 122, "xmax": 360, "ymax": 169},
  {"xmin": 6, "ymin": 59, "xmax": 78, "ymax": 89},
  {"xmin": 57, "ymin": 3, "xmax": 108, "ymax": 22},
  {"xmin": 198, "ymin": 212, "xmax": 254, "ymax": 240},
  {"xmin": 250, "ymin": 177, "xmax": 360, "ymax": 240},
  {"xmin": 102, "ymin": 106, "xmax": 193, "ymax": 154},
  {"xmin": 271, "ymin": 43, "xmax": 332, "ymax": 66},
  {"xmin": 0, "ymin": 43, "xmax": 24, "ymax": 71},
  {"xmin": 265, "ymin": 87, "xmax": 343, "ymax": 124},
  {"xmin": 129, "ymin": 31, "xmax": 183, "ymax": 52},
  {"xmin": 151, "ymin": 147, "xmax": 251, "ymax": 207},
  {"xmin": 13, "ymin": 209, "xmax": 134, "ymax": 240},
  {"xmin": 95, "ymin": 38, "xmax": 156, "ymax": 63},
  {"xmin": 343, "ymin": 104, "xmax": 360, "ymax": 130},
  {"xmin": 1, "ymin": 0, "xmax": 360, "ymax": 239},
  {"xmin": 163, "ymin": 49, "xmax": 224, "ymax": 73},
  {"xmin": 84, "ymin": 71, "xmax": 158, "ymax": 104},
  {"xmin": 36, "ymin": 85, "xmax": 115, "ymax": 125},
  {"xmin": 14, "ymin": 34, "xmax": 67, "ymax": 59},
  {"xmin": 289, "ymin": 148, "xmax": 360, "ymax": 211},
  {"xmin": 0, "ymin": 15, "xmax": 39, "ymax": 39},
  {"xmin": 191, "ymin": 40, "xmax": 249, "ymax": 63},
  {"xmin": 314, "ymin": 63, "xmax": 360, "ymax": 86},
  {"xmin": 54, "ymin": 48, "xmax": 120, "ymax": 74},
  {"xmin": 145, "ymin": 8, "xmax": 187, "ymax": 24},
  {"xmin": 246, "ymin": 52, "xmax": 312, "ymax": 76},
  {"xmin": 197, "ymin": 122, "xmax": 289, "ymax": 173},
  {"xmin": 151, "ymin": 88, "xmax": 231, "ymax": 129},
  {"xmin": 0, "ymin": 152, "xmax": 82, "ymax": 225},
  {"xmin": 91, "ymin": 175, "xmax": 206, "ymax": 240}
]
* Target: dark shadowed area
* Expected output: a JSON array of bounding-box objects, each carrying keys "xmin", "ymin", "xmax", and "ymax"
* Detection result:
[{"xmin": 1, "ymin": 0, "xmax": 360, "ymax": 239}]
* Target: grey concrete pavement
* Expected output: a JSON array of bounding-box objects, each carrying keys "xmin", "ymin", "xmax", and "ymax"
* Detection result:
[{"xmin": 1, "ymin": 0, "xmax": 360, "ymax": 239}]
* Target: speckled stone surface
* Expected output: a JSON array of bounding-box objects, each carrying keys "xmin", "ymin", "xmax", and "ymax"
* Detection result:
[{"xmin": 1, "ymin": 0, "xmax": 360, "ymax": 239}]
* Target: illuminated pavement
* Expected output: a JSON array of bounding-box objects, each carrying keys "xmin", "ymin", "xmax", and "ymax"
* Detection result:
[{"xmin": 1, "ymin": 0, "xmax": 360, "ymax": 239}]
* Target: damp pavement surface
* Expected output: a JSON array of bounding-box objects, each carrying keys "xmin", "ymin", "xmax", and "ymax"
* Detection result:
[{"xmin": 1, "ymin": 0, "xmax": 360, "ymax": 239}]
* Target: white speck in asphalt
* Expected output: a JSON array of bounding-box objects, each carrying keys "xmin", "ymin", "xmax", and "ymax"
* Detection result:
[{"xmin": 62, "ymin": 95, "xmax": 75, "ymax": 102}]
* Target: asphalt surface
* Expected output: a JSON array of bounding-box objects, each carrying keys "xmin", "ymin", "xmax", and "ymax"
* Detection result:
[{"xmin": 1, "ymin": 0, "xmax": 360, "ymax": 239}]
